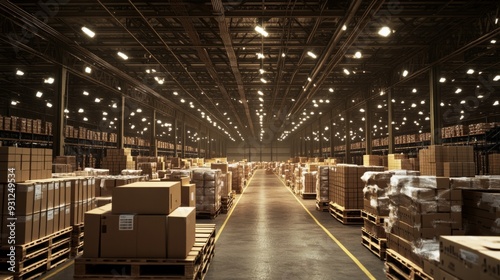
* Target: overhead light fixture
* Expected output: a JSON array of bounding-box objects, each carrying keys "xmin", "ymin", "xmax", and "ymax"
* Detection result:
[
  {"xmin": 342, "ymin": 25, "xmax": 347, "ymax": 31},
  {"xmin": 36, "ymin": 91, "xmax": 43, "ymax": 98},
  {"xmin": 455, "ymin": 88, "xmax": 462, "ymax": 94},
  {"xmin": 256, "ymin": 53, "xmax": 265, "ymax": 59},
  {"xmin": 112, "ymin": 103, "xmax": 117, "ymax": 108},
  {"xmin": 64, "ymin": 109, "xmax": 69, "ymax": 113},
  {"xmin": 254, "ymin": 26, "xmax": 269, "ymax": 37},
  {"xmin": 83, "ymin": 91, "xmax": 89, "ymax": 96},
  {"xmin": 94, "ymin": 98, "xmax": 101, "ymax": 103},
  {"xmin": 307, "ymin": 51, "xmax": 317, "ymax": 59},
  {"xmin": 439, "ymin": 77, "xmax": 446, "ymax": 83},
  {"xmin": 412, "ymin": 88, "xmax": 417, "ymax": 93},
  {"xmin": 85, "ymin": 66, "xmax": 92, "ymax": 74},
  {"xmin": 343, "ymin": 68, "xmax": 350, "ymax": 75},
  {"xmin": 180, "ymin": 99, "xmax": 185, "ymax": 103},
  {"xmin": 307, "ymin": 77, "xmax": 312, "ymax": 82},
  {"xmin": 83, "ymin": 117, "xmax": 88, "ymax": 121},
  {"xmin": 81, "ymin": 26, "xmax": 95, "ymax": 38},
  {"xmin": 173, "ymin": 91, "xmax": 178, "ymax": 96},
  {"xmin": 494, "ymin": 100, "xmax": 499, "ymax": 106},
  {"xmin": 141, "ymin": 118, "xmax": 147, "ymax": 122},
  {"xmin": 44, "ymin": 77, "xmax": 54, "ymax": 84},
  {"xmin": 359, "ymin": 108, "xmax": 365, "ymax": 112},
  {"xmin": 491, "ymin": 39, "xmax": 497, "ymax": 44},
  {"xmin": 78, "ymin": 108, "xmax": 84, "ymax": 113},
  {"xmin": 102, "ymin": 111, "xmax": 108, "ymax": 115},
  {"xmin": 46, "ymin": 102, "xmax": 52, "ymax": 108},
  {"xmin": 259, "ymin": 97, "xmax": 264, "ymax": 102},
  {"xmin": 411, "ymin": 103, "xmax": 417, "ymax": 108},
  {"xmin": 354, "ymin": 51, "xmax": 362, "ymax": 59},
  {"xmin": 281, "ymin": 53, "xmax": 286, "ymax": 57},
  {"xmin": 378, "ymin": 26, "xmax": 391, "ymax": 37},
  {"xmin": 402, "ymin": 70, "xmax": 408, "ymax": 77},
  {"xmin": 380, "ymin": 91, "xmax": 385, "ymax": 96},
  {"xmin": 467, "ymin": 69, "xmax": 475, "ymax": 74},
  {"xmin": 16, "ymin": 70, "xmax": 24, "ymax": 76},
  {"xmin": 259, "ymin": 69, "xmax": 265, "ymax": 74},
  {"xmin": 258, "ymin": 91, "xmax": 264, "ymax": 96},
  {"xmin": 440, "ymin": 102, "xmax": 445, "ymax": 106},
  {"xmin": 136, "ymin": 108, "xmax": 142, "ymax": 113},
  {"xmin": 494, "ymin": 75, "xmax": 500, "ymax": 81},
  {"xmin": 117, "ymin": 51, "xmax": 128, "ymax": 60},
  {"xmin": 260, "ymin": 78, "xmax": 268, "ymax": 83}
]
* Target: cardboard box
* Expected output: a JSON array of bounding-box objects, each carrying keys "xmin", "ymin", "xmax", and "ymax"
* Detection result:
[
  {"xmin": 39, "ymin": 210, "xmax": 47, "ymax": 238},
  {"xmin": 46, "ymin": 209, "xmax": 55, "ymax": 235},
  {"xmin": 100, "ymin": 213, "xmax": 137, "ymax": 258},
  {"xmin": 13, "ymin": 183, "xmax": 35, "ymax": 215},
  {"xmin": 439, "ymin": 235, "xmax": 483, "ymax": 278},
  {"xmin": 182, "ymin": 184, "xmax": 196, "ymax": 207},
  {"xmin": 32, "ymin": 212, "xmax": 40, "ymax": 240},
  {"xmin": 83, "ymin": 204, "xmax": 112, "ymax": 258},
  {"xmin": 167, "ymin": 207, "xmax": 196, "ymax": 259},
  {"xmin": 2, "ymin": 214, "xmax": 32, "ymax": 245},
  {"xmin": 211, "ymin": 163, "xmax": 228, "ymax": 174},
  {"xmin": 137, "ymin": 215, "xmax": 168, "ymax": 258},
  {"xmin": 95, "ymin": 197, "xmax": 112, "ymax": 207},
  {"xmin": 112, "ymin": 181, "xmax": 181, "ymax": 215}
]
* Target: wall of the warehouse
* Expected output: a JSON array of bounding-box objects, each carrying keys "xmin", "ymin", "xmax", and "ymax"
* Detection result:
[{"xmin": 226, "ymin": 140, "xmax": 291, "ymax": 162}]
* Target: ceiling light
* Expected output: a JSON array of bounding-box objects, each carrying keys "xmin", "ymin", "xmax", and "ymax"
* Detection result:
[
  {"xmin": 16, "ymin": 70, "xmax": 24, "ymax": 76},
  {"xmin": 256, "ymin": 53, "xmax": 265, "ymax": 59},
  {"xmin": 329, "ymin": 88, "xmax": 334, "ymax": 93},
  {"xmin": 181, "ymin": 99, "xmax": 185, "ymax": 103},
  {"xmin": 257, "ymin": 91, "xmax": 264, "ymax": 96},
  {"xmin": 343, "ymin": 68, "xmax": 350, "ymax": 75},
  {"xmin": 157, "ymin": 78, "xmax": 164, "ymax": 85},
  {"xmin": 117, "ymin": 52, "xmax": 128, "ymax": 60},
  {"xmin": 141, "ymin": 118, "xmax": 147, "ymax": 122},
  {"xmin": 85, "ymin": 66, "xmax": 92, "ymax": 74},
  {"xmin": 36, "ymin": 91, "xmax": 43, "ymax": 98},
  {"xmin": 380, "ymin": 91, "xmax": 385, "ymax": 96},
  {"xmin": 83, "ymin": 117, "xmax": 88, "ymax": 121},
  {"xmin": 439, "ymin": 77, "xmax": 446, "ymax": 83},
  {"xmin": 260, "ymin": 78, "xmax": 268, "ymax": 83},
  {"xmin": 421, "ymin": 100, "xmax": 425, "ymax": 104},
  {"xmin": 467, "ymin": 69, "xmax": 475, "ymax": 74},
  {"xmin": 378, "ymin": 26, "xmax": 391, "ymax": 37},
  {"xmin": 307, "ymin": 51, "xmax": 317, "ymax": 59},
  {"xmin": 254, "ymin": 26, "xmax": 269, "ymax": 37},
  {"xmin": 46, "ymin": 102, "xmax": 52, "ymax": 108},
  {"xmin": 44, "ymin": 77, "xmax": 54, "ymax": 84},
  {"xmin": 402, "ymin": 70, "xmax": 408, "ymax": 77},
  {"xmin": 377, "ymin": 104, "xmax": 382, "ymax": 108},
  {"xmin": 83, "ymin": 91, "xmax": 89, "ymax": 96},
  {"xmin": 494, "ymin": 75, "xmax": 500, "ymax": 81},
  {"xmin": 359, "ymin": 108, "xmax": 365, "ymax": 112},
  {"xmin": 307, "ymin": 77, "xmax": 312, "ymax": 82},
  {"xmin": 78, "ymin": 108, "xmax": 84, "ymax": 113},
  {"xmin": 112, "ymin": 103, "xmax": 117, "ymax": 108},
  {"xmin": 259, "ymin": 68, "xmax": 265, "ymax": 74},
  {"xmin": 130, "ymin": 112, "xmax": 135, "ymax": 116},
  {"xmin": 173, "ymin": 91, "xmax": 178, "ymax": 96},
  {"xmin": 342, "ymin": 25, "xmax": 347, "ymax": 31},
  {"xmin": 64, "ymin": 109, "xmax": 69, "ymax": 113},
  {"xmin": 325, "ymin": 100, "xmax": 330, "ymax": 103},
  {"xmin": 412, "ymin": 88, "xmax": 417, "ymax": 93},
  {"xmin": 491, "ymin": 39, "xmax": 497, "ymax": 44},
  {"xmin": 455, "ymin": 88, "xmax": 462, "ymax": 94},
  {"xmin": 493, "ymin": 101, "xmax": 499, "ymax": 106},
  {"xmin": 282, "ymin": 53, "xmax": 286, "ymax": 57},
  {"xmin": 477, "ymin": 94, "xmax": 484, "ymax": 99},
  {"xmin": 259, "ymin": 97, "xmax": 264, "ymax": 102},
  {"xmin": 411, "ymin": 103, "xmax": 417, "ymax": 108},
  {"xmin": 440, "ymin": 102, "xmax": 445, "ymax": 106},
  {"xmin": 354, "ymin": 51, "xmax": 362, "ymax": 59},
  {"xmin": 94, "ymin": 98, "xmax": 101, "ymax": 103},
  {"xmin": 81, "ymin": 26, "xmax": 95, "ymax": 38}
]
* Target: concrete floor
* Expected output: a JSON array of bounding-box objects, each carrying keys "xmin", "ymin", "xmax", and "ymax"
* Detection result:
[{"xmin": 40, "ymin": 169, "xmax": 386, "ymax": 279}]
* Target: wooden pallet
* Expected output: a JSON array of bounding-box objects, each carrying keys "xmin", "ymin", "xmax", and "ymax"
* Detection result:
[
  {"xmin": 0, "ymin": 275, "xmax": 14, "ymax": 280},
  {"xmin": 361, "ymin": 210, "xmax": 386, "ymax": 225},
  {"xmin": 361, "ymin": 227, "xmax": 387, "ymax": 260},
  {"xmin": 74, "ymin": 225, "xmax": 216, "ymax": 280},
  {"xmin": 221, "ymin": 195, "xmax": 234, "ymax": 214},
  {"xmin": 316, "ymin": 201, "xmax": 329, "ymax": 212},
  {"xmin": 385, "ymin": 249, "xmax": 432, "ymax": 280},
  {"xmin": 71, "ymin": 231, "xmax": 85, "ymax": 258},
  {"xmin": 0, "ymin": 227, "xmax": 72, "ymax": 280},
  {"xmin": 300, "ymin": 192, "xmax": 316, "ymax": 199},
  {"xmin": 196, "ymin": 206, "xmax": 222, "ymax": 219},
  {"xmin": 329, "ymin": 202, "xmax": 363, "ymax": 224}
]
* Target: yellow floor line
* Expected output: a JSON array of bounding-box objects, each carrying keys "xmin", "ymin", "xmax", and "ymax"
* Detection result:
[
  {"xmin": 40, "ymin": 259, "xmax": 74, "ymax": 280},
  {"xmin": 278, "ymin": 175, "xmax": 376, "ymax": 280},
  {"xmin": 215, "ymin": 172, "xmax": 255, "ymax": 243}
]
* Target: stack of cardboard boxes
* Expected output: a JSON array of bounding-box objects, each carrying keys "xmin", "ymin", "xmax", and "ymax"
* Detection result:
[
  {"xmin": 137, "ymin": 162, "xmax": 157, "ymax": 179},
  {"xmin": 363, "ymin": 155, "xmax": 385, "ymax": 167},
  {"xmin": 84, "ymin": 181, "xmax": 196, "ymax": 259},
  {"xmin": 101, "ymin": 149, "xmax": 136, "ymax": 175},
  {"xmin": 384, "ymin": 175, "xmax": 464, "ymax": 271},
  {"xmin": 192, "ymin": 169, "xmax": 222, "ymax": 215},
  {"xmin": 419, "ymin": 145, "xmax": 475, "ymax": 177},
  {"xmin": 329, "ymin": 165, "xmax": 384, "ymax": 210},
  {"xmin": 54, "ymin": 155, "xmax": 77, "ymax": 172},
  {"xmin": 135, "ymin": 156, "xmax": 166, "ymax": 171},
  {"xmin": 316, "ymin": 166, "xmax": 330, "ymax": 204},
  {"xmin": 0, "ymin": 147, "xmax": 53, "ymax": 183},
  {"xmin": 229, "ymin": 163, "xmax": 244, "ymax": 193},
  {"xmin": 211, "ymin": 163, "xmax": 232, "ymax": 197},
  {"xmin": 388, "ymin": 154, "xmax": 418, "ymax": 171},
  {"xmin": 489, "ymin": 154, "xmax": 500, "ymax": 175},
  {"xmin": 300, "ymin": 171, "xmax": 317, "ymax": 195}
]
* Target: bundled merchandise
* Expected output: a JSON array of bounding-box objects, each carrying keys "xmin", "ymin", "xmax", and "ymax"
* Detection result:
[
  {"xmin": 384, "ymin": 175, "xmax": 464, "ymax": 268},
  {"xmin": 219, "ymin": 172, "xmax": 233, "ymax": 197},
  {"xmin": 468, "ymin": 122, "xmax": 499, "ymax": 135},
  {"xmin": 388, "ymin": 154, "xmax": 418, "ymax": 171},
  {"xmin": 316, "ymin": 166, "xmax": 330, "ymax": 203},
  {"xmin": 54, "ymin": 156, "xmax": 77, "ymax": 172},
  {"xmin": 135, "ymin": 156, "xmax": 166, "ymax": 171},
  {"xmin": 419, "ymin": 145, "xmax": 475, "ymax": 177},
  {"xmin": 137, "ymin": 162, "xmax": 158, "ymax": 179},
  {"xmin": 101, "ymin": 149, "xmax": 136, "ymax": 175},
  {"xmin": 329, "ymin": 164, "xmax": 384, "ymax": 209},
  {"xmin": 301, "ymin": 171, "xmax": 317, "ymax": 195},
  {"xmin": 229, "ymin": 163, "xmax": 244, "ymax": 193},
  {"xmin": 192, "ymin": 169, "xmax": 222, "ymax": 214},
  {"xmin": 84, "ymin": 181, "xmax": 197, "ymax": 259},
  {"xmin": 441, "ymin": 124, "xmax": 468, "ymax": 138},
  {"xmin": 0, "ymin": 147, "xmax": 53, "ymax": 183},
  {"xmin": 489, "ymin": 154, "xmax": 500, "ymax": 175}
]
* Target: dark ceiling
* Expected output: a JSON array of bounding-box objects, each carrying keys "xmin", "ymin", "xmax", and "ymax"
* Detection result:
[{"xmin": 0, "ymin": 0, "xmax": 499, "ymax": 146}]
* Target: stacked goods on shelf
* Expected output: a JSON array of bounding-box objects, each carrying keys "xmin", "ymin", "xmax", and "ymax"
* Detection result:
[
  {"xmin": 293, "ymin": 166, "xmax": 302, "ymax": 194},
  {"xmin": 192, "ymin": 169, "xmax": 222, "ymax": 218},
  {"xmin": 363, "ymin": 155, "xmax": 385, "ymax": 167},
  {"xmin": 52, "ymin": 164, "xmax": 73, "ymax": 173},
  {"xmin": 419, "ymin": 145, "xmax": 475, "ymax": 177},
  {"xmin": 229, "ymin": 163, "xmax": 244, "ymax": 194},
  {"xmin": 170, "ymin": 157, "xmax": 181, "ymax": 168},
  {"xmin": 108, "ymin": 133, "xmax": 117, "ymax": 143},
  {"xmin": 0, "ymin": 147, "xmax": 53, "ymax": 182},
  {"xmin": 300, "ymin": 171, "xmax": 317, "ymax": 199},
  {"xmin": 383, "ymin": 175, "xmax": 465, "ymax": 280},
  {"xmin": 489, "ymin": 154, "xmax": 500, "ymax": 175},
  {"xmin": 388, "ymin": 154, "xmax": 418, "ymax": 171},
  {"xmin": 316, "ymin": 166, "xmax": 330, "ymax": 211},
  {"xmin": 328, "ymin": 165, "xmax": 385, "ymax": 224},
  {"xmin": 54, "ymin": 156, "xmax": 77, "ymax": 172},
  {"xmin": 135, "ymin": 156, "xmax": 166, "ymax": 171},
  {"xmin": 437, "ymin": 235, "xmax": 500, "ymax": 279},
  {"xmin": 469, "ymin": 122, "xmax": 499, "ymax": 135},
  {"xmin": 441, "ymin": 124, "xmax": 468, "ymax": 138},
  {"xmin": 94, "ymin": 175, "xmax": 146, "ymax": 197},
  {"xmin": 101, "ymin": 149, "xmax": 135, "ymax": 175}
]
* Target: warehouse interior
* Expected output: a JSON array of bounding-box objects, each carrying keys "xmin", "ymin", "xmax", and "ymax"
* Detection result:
[{"xmin": 0, "ymin": 0, "xmax": 500, "ymax": 280}]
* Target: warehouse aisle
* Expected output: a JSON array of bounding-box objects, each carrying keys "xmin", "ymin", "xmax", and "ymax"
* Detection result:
[{"xmin": 205, "ymin": 169, "xmax": 385, "ymax": 279}]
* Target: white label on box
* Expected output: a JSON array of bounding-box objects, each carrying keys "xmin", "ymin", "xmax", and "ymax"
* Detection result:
[
  {"xmin": 35, "ymin": 184, "xmax": 42, "ymax": 200},
  {"xmin": 191, "ymin": 191, "xmax": 194, "ymax": 201},
  {"xmin": 119, "ymin": 215, "xmax": 134, "ymax": 231},
  {"xmin": 47, "ymin": 209, "xmax": 54, "ymax": 220},
  {"xmin": 54, "ymin": 182, "xmax": 60, "ymax": 190},
  {"xmin": 460, "ymin": 248, "xmax": 479, "ymax": 264}
]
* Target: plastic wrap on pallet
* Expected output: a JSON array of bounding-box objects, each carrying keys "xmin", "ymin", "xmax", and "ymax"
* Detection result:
[
  {"xmin": 384, "ymin": 204, "xmax": 398, "ymax": 233},
  {"xmin": 170, "ymin": 169, "xmax": 192, "ymax": 179},
  {"xmin": 412, "ymin": 239, "xmax": 440, "ymax": 262},
  {"xmin": 316, "ymin": 166, "xmax": 329, "ymax": 202}
]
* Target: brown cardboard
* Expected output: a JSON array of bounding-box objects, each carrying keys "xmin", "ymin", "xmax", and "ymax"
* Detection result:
[
  {"xmin": 95, "ymin": 197, "xmax": 112, "ymax": 207},
  {"xmin": 137, "ymin": 215, "xmax": 168, "ymax": 258},
  {"xmin": 14, "ymin": 183, "xmax": 34, "ymax": 215},
  {"xmin": 64, "ymin": 180, "xmax": 71, "ymax": 205},
  {"xmin": 438, "ymin": 268, "xmax": 460, "ymax": 280},
  {"xmin": 54, "ymin": 181, "xmax": 60, "ymax": 208},
  {"xmin": 211, "ymin": 163, "xmax": 228, "ymax": 174},
  {"xmin": 112, "ymin": 181, "xmax": 181, "ymax": 215},
  {"xmin": 439, "ymin": 235, "xmax": 483, "ymax": 278},
  {"xmin": 39, "ymin": 210, "xmax": 47, "ymax": 238},
  {"xmin": 46, "ymin": 209, "xmax": 54, "ymax": 235},
  {"xmin": 83, "ymin": 204, "xmax": 112, "ymax": 258},
  {"xmin": 32, "ymin": 212, "xmax": 40, "ymax": 240},
  {"xmin": 46, "ymin": 181, "xmax": 54, "ymax": 209},
  {"xmin": 64, "ymin": 204, "xmax": 71, "ymax": 228},
  {"xmin": 40, "ymin": 183, "xmax": 48, "ymax": 212},
  {"xmin": 181, "ymin": 184, "xmax": 196, "ymax": 207},
  {"xmin": 100, "ymin": 213, "xmax": 137, "ymax": 258},
  {"xmin": 53, "ymin": 207, "xmax": 60, "ymax": 231},
  {"xmin": 167, "ymin": 207, "xmax": 196, "ymax": 259},
  {"xmin": 3, "ymin": 214, "xmax": 32, "ymax": 244}
]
